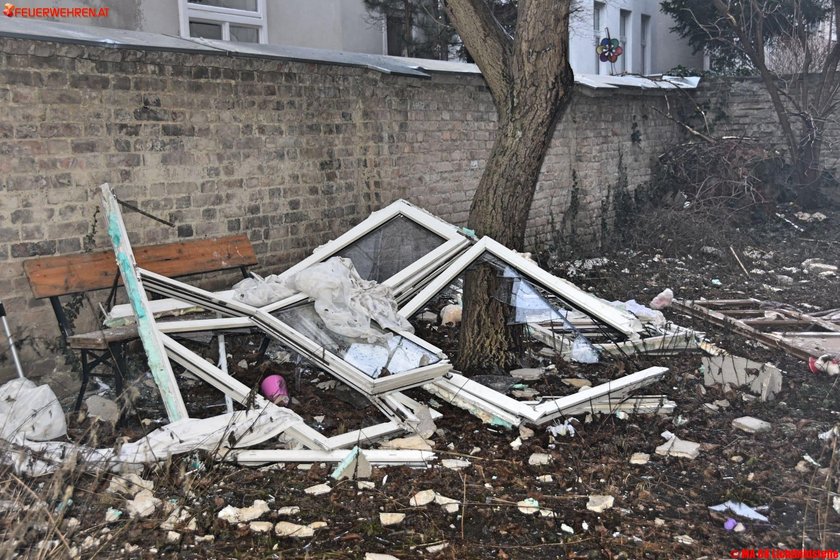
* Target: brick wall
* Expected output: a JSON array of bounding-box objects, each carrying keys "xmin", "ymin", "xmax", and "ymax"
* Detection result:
[{"xmin": 0, "ymin": 37, "xmax": 690, "ymax": 383}]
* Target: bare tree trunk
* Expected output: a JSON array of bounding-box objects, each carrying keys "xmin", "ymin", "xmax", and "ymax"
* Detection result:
[{"xmin": 445, "ymin": 0, "xmax": 574, "ymax": 372}]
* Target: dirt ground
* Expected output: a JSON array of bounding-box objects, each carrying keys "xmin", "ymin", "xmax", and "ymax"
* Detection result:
[{"xmin": 2, "ymin": 204, "xmax": 839, "ymax": 560}]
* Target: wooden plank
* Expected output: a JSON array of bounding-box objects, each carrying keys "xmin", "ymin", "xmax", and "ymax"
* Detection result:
[
  {"xmin": 775, "ymin": 309, "xmax": 840, "ymax": 334},
  {"xmin": 672, "ymin": 299, "xmax": 812, "ymax": 361},
  {"xmin": 24, "ymin": 234, "xmax": 256, "ymax": 298}
]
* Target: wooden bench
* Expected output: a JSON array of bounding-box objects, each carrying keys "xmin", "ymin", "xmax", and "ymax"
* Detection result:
[{"xmin": 23, "ymin": 234, "xmax": 258, "ymax": 410}]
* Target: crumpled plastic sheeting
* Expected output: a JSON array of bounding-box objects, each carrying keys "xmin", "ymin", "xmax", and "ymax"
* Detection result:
[
  {"xmin": 0, "ymin": 378, "xmax": 66, "ymax": 442},
  {"xmin": 232, "ymin": 274, "xmax": 296, "ymax": 306},
  {"xmin": 611, "ymin": 299, "xmax": 666, "ymax": 326},
  {"xmin": 291, "ymin": 257, "xmax": 413, "ymax": 342},
  {"xmin": 4, "ymin": 405, "xmax": 301, "ymax": 477}
]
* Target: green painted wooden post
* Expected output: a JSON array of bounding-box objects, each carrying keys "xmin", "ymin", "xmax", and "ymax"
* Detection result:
[{"xmin": 100, "ymin": 183, "xmax": 188, "ymax": 422}]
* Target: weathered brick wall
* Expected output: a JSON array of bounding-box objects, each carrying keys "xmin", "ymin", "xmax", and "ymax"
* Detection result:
[
  {"xmin": 696, "ymin": 76, "xmax": 840, "ymax": 172},
  {"xmin": 0, "ymin": 37, "xmax": 689, "ymax": 382}
]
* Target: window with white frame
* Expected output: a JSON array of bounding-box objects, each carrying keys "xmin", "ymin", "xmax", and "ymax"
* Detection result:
[
  {"xmin": 619, "ymin": 9, "xmax": 631, "ymax": 74},
  {"xmin": 593, "ymin": 1, "xmax": 605, "ymax": 74},
  {"xmin": 641, "ymin": 14, "xmax": 651, "ymax": 75},
  {"xmin": 178, "ymin": 0, "xmax": 267, "ymax": 44}
]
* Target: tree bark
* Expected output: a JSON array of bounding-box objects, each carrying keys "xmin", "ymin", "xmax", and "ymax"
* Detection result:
[{"xmin": 444, "ymin": 0, "xmax": 575, "ymax": 372}]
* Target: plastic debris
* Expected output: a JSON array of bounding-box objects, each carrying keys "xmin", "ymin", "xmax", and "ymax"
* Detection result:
[
  {"xmin": 702, "ymin": 355, "xmax": 782, "ymax": 401},
  {"xmin": 570, "ymin": 336, "xmax": 599, "ymax": 364},
  {"xmin": 440, "ymin": 303, "xmax": 462, "ymax": 326},
  {"xmin": 0, "ymin": 378, "xmax": 66, "ymax": 442},
  {"xmin": 125, "ymin": 490, "xmax": 161, "ymax": 519},
  {"xmin": 232, "ymin": 274, "xmax": 295, "ymax": 306},
  {"xmin": 709, "ymin": 501, "xmax": 768, "ymax": 522},
  {"xmin": 260, "ymin": 375, "xmax": 289, "ymax": 405},
  {"xmin": 649, "ymin": 288, "xmax": 674, "ymax": 310},
  {"xmin": 724, "ymin": 518, "xmax": 737, "ymax": 531},
  {"xmin": 548, "ymin": 419, "xmax": 576, "ymax": 438}
]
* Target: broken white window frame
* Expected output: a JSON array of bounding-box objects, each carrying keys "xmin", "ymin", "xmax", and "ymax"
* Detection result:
[
  {"xmin": 101, "ymin": 184, "xmax": 446, "ymax": 457},
  {"xmin": 105, "ymin": 199, "xmax": 471, "ymax": 324},
  {"xmin": 399, "ymin": 236, "xmax": 644, "ymax": 337},
  {"xmin": 529, "ymin": 323, "xmax": 700, "ymax": 359},
  {"xmin": 426, "ymin": 366, "xmax": 668, "ymax": 426}
]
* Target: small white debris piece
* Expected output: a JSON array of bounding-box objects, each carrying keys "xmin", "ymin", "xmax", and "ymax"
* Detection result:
[
  {"xmin": 655, "ymin": 432, "xmax": 701, "ymax": 460},
  {"xmin": 517, "ymin": 498, "xmax": 540, "ymax": 515},
  {"xmin": 795, "ymin": 460, "xmax": 810, "ymax": 473},
  {"xmin": 160, "ymin": 507, "xmax": 192, "ymax": 531},
  {"xmin": 409, "ymin": 489, "xmax": 436, "ymax": 507},
  {"xmin": 802, "ymin": 258, "xmax": 838, "ymax": 274},
  {"xmin": 795, "ymin": 211, "xmax": 827, "ymax": 222},
  {"xmin": 309, "ymin": 521, "xmax": 328, "ymax": 530},
  {"xmin": 331, "ymin": 447, "xmax": 373, "ymax": 480},
  {"xmin": 629, "ymin": 453, "xmax": 650, "ymax": 465},
  {"xmin": 509, "ymin": 437, "xmax": 523, "ymax": 450},
  {"xmin": 518, "ymin": 426, "xmax": 535, "ymax": 441},
  {"xmin": 511, "ymin": 388, "xmax": 540, "ymax": 399},
  {"xmin": 528, "ymin": 453, "xmax": 552, "ymax": 466},
  {"xmin": 561, "ymin": 523, "xmax": 574, "ymax": 534},
  {"xmin": 440, "ymin": 304, "xmax": 462, "ymax": 326},
  {"xmin": 441, "ymin": 459, "xmax": 471, "ymax": 470},
  {"xmin": 536, "ymin": 474, "xmax": 553, "ymax": 483},
  {"xmin": 702, "ymin": 355, "xmax": 782, "ymax": 401},
  {"xmin": 426, "ymin": 543, "xmax": 448, "ymax": 554},
  {"xmin": 85, "ymin": 395, "xmax": 121, "ymax": 426},
  {"xmin": 125, "ymin": 490, "xmax": 161, "ymax": 519},
  {"xmin": 734, "ymin": 522, "xmax": 746, "ymax": 532},
  {"xmin": 732, "ymin": 416, "xmax": 771, "ymax": 434},
  {"xmin": 581, "ymin": 521, "xmax": 589, "ymax": 531},
  {"xmin": 833, "ymin": 496, "xmax": 840, "ymax": 516},
  {"xmin": 509, "ymin": 367, "xmax": 544, "ymax": 380},
  {"xmin": 654, "ymin": 518, "xmax": 665, "ymax": 527},
  {"xmin": 379, "ymin": 513, "xmax": 405, "ymax": 526},
  {"xmin": 540, "ymin": 509, "xmax": 556, "ymax": 518},
  {"xmin": 249, "ymin": 521, "xmax": 273, "ymax": 533},
  {"xmin": 709, "ymin": 501, "xmax": 769, "ymax": 522},
  {"xmin": 313, "ymin": 415, "xmax": 325, "ymax": 423},
  {"xmin": 357, "ymin": 481, "xmax": 376, "ymax": 490},
  {"xmin": 434, "ymin": 494, "xmax": 460, "ymax": 514},
  {"xmin": 381, "ymin": 435, "xmax": 434, "ymax": 451},
  {"xmin": 304, "ymin": 483, "xmax": 332, "ymax": 496},
  {"xmin": 274, "ymin": 521, "xmax": 314, "ymax": 538},
  {"xmin": 237, "ymin": 359, "xmax": 248, "ymax": 369},
  {"xmin": 547, "ymin": 420, "xmax": 576, "ymax": 438},
  {"xmin": 804, "ymin": 454, "xmax": 822, "ymax": 467},
  {"xmin": 819, "ymin": 426, "xmax": 840, "ymax": 441},
  {"xmin": 674, "ymin": 535, "xmax": 694, "ymax": 545},
  {"xmin": 315, "ymin": 380, "xmax": 337, "ymax": 390},
  {"xmin": 166, "ymin": 531, "xmax": 181, "ymax": 544},
  {"xmin": 277, "ymin": 506, "xmax": 301, "ymax": 515},
  {"xmin": 586, "ymin": 495, "xmax": 614, "ymax": 513},
  {"xmin": 366, "ymin": 554, "xmax": 402, "ymax": 560},
  {"xmin": 107, "ymin": 473, "xmax": 154, "ymax": 497},
  {"xmin": 217, "ymin": 500, "xmax": 270, "ymax": 523},
  {"xmin": 195, "ymin": 535, "xmax": 215, "ymax": 544},
  {"xmin": 105, "ymin": 508, "xmax": 122, "ymax": 523}
]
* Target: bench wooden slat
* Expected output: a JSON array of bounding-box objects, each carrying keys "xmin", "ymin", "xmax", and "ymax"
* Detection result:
[{"xmin": 23, "ymin": 234, "xmax": 257, "ymax": 298}]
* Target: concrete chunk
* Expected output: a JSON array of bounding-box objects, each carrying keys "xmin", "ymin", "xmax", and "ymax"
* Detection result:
[{"xmin": 732, "ymin": 416, "xmax": 771, "ymax": 433}]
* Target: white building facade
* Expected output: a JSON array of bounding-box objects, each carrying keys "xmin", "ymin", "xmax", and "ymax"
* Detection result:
[{"xmin": 26, "ymin": 0, "xmax": 702, "ymax": 74}]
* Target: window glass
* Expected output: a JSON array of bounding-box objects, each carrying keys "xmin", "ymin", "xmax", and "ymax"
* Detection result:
[
  {"xmin": 189, "ymin": 20, "xmax": 223, "ymax": 39},
  {"xmin": 230, "ymin": 25, "xmax": 259, "ymax": 43},
  {"xmin": 188, "ymin": 0, "xmax": 257, "ymax": 11}
]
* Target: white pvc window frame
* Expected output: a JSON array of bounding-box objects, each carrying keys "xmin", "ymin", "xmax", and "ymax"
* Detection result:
[
  {"xmin": 399, "ymin": 236, "xmax": 644, "ymax": 337},
  {"xmin": 178, "ymin": 0, "xmax": 268, "ymax": 44}
]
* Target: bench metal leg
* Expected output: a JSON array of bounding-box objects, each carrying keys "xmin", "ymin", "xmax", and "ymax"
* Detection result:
[
  {"xmin": 74, "ymin": 350, "xmax": 91, "ymax": 412},
  {"xmin": 109, "ymin": 342, "xmax": 126, "ymax": 397}
]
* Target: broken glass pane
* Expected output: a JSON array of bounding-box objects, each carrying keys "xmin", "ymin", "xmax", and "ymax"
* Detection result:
[
  {"xmin": 275, "ymin": 304, "xmax": 441, "ymax": 379},
  {"xmin": 335, "ymin": 216, "xmax": 446, "ymax": 283}
]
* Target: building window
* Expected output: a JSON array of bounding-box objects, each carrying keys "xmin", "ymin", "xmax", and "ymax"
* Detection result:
[
  {"xmin": 641, "ymin": 14, "xmax": 651, "ymax": 75},
  {"xmin": 593, "ymin": 1, "xmax": 605, "ymax": 74},
  {"xmin": 619, "ymin": 9, "xmax": 631, "ymax": 74},
  {"xmin": 178, "ymin": 0, "xmax": 267, "ymax": 43}
]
